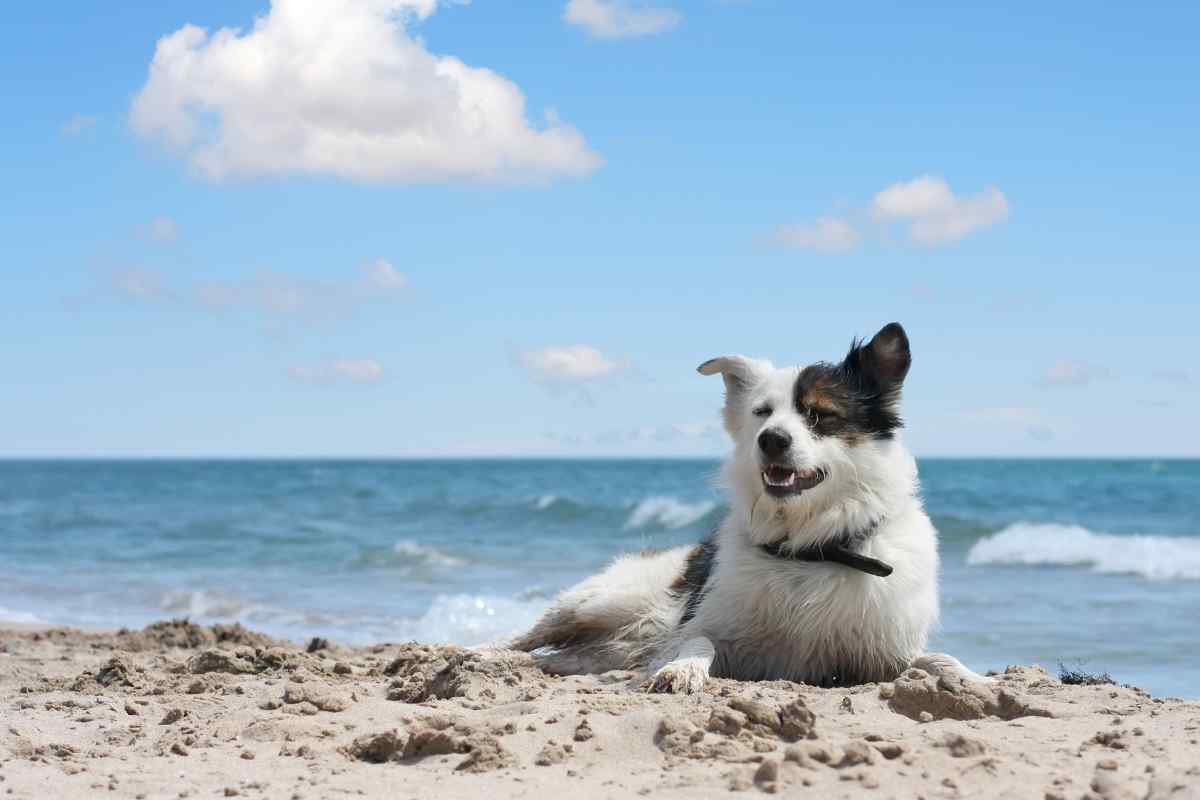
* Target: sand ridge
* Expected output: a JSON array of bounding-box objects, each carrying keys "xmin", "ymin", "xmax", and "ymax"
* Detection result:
[{"xmin": 1, "ymin": 621, "xmax": 1197, "ymax": 799}]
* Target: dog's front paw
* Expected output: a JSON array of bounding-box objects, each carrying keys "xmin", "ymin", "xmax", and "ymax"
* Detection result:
[
  {"xmin": 911, "ymin": 652, "xmax": 994, "ymax": 684},
  {"xmin": 647, "ymin": 658, "xmax": 708, "ymax": 695}
]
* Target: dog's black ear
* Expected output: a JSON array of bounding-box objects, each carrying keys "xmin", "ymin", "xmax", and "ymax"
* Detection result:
[{"xmin": 845, "ymin": 322, "xmax": 911, "ymax": 391}]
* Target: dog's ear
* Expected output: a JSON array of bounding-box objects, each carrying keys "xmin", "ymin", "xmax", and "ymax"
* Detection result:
[
  {"xmin": 697, "ymin": 355, "xmax": 770, "ymax": 395},
  {"xmin": 698, "ymin": 356, "xmax": 772, "ymax": 433},
  {"xmin": 845, "ymin": 322, "xmax": 911, "ymax": 391}
]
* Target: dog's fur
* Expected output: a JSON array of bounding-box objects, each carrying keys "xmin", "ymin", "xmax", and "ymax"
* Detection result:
[{"xmin": 513, "ymin": 322, "xmax": 980, "ymax": 692}]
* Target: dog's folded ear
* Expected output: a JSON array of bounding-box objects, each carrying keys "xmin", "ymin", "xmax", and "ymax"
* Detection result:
[
  {"xmin": 698, "ymin": 356, "xmax": 772, "ymax": 433},
  {"xmin": 697, "ymin": 356, "xmax": 770, "ymax": 392}
]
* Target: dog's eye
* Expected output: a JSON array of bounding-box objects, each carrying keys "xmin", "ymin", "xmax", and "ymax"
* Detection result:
[
  {"xmin": 805, "ymin": 407, "xmax": 841, "ymax": 428},
  {"xmin": 752, "ymin": 406, "xmax": 772, "ymax": 418},
  {"xmin": 808, "ymin": 407, "xmax": 845, "ymax": 433}
]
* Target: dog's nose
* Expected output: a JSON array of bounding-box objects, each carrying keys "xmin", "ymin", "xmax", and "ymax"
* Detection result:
[{"xmin": 757, "ymin": 428, "xmax": 792, "ymax": 458}]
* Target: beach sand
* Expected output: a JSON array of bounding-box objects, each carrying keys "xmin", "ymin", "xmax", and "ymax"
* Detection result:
[{"xmin": 1, "ymin": 621, "xmax": 1197, "ymax": 799}]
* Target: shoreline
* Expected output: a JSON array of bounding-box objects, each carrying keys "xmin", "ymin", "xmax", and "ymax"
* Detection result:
[{"xmin": 2, "ymin": 621, "xmax": 1197, "ymax": 799}]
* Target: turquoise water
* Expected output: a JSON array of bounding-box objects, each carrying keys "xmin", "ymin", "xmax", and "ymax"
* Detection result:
[{"xmin": 1, "ymin": 459, "xmax": 1197, "ymax": 697}]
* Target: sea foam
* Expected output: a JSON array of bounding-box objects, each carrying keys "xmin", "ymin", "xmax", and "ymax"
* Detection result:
[
  {"xmin": 147, "ymin": 591, "xmax": 547, "ymax": 650},
  {"xmin": 967, "ymin": 522, "xmax": 1200, "ymax": 581},
  {"xmin": 396, "ymin": 593, "xmax": 548, "ymax": 646},
  {"xmin": 159, "ymin": 589, "xmax": 261, "ymax": 620},
  {"xmin": 391, "ymin": 539, "xmax": 465, "ymax": 567},
  {"xmin": 624, "ymin": 496, "xmax": 717, "ymax": 530}
]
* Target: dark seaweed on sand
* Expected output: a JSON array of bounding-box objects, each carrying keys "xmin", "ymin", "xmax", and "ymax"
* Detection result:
[{"xmin": 1058, "ymin": 661, "xmax": 1116, "ymax": 686}]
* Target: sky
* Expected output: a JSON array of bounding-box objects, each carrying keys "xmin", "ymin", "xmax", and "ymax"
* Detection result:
[{"xmin": 2, "ymin": 0, "xmax": 1198, "ymax": 458}]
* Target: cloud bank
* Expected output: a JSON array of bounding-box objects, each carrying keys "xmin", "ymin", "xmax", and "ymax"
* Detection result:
[{"xmin": 131, "ymin": 0, "xmax": 601, "ymax": 183}]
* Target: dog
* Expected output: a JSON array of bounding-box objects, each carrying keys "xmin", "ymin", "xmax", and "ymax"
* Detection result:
[{"xmin": 513, "ymin": 322, "xmax": 981, "ymax": 693}]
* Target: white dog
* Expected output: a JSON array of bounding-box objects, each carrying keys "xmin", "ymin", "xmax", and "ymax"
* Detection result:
[{"xmin": 514, "ymin": 322, "xmax": 980, "ymax": 693}]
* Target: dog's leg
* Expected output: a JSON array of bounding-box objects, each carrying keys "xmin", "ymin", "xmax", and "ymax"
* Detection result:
[
  {"xmin": 911, "ymin": 652, "xmax": 993, "ymax": 684},
  {"xmin": 646, "ymin": 636, "xmax": 715, "ymax": 695}
]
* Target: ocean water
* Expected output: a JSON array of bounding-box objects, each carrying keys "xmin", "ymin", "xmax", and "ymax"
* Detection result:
[{"xmin": 1, "ymin": 459, "xmax": 1197, "ymax": 698}]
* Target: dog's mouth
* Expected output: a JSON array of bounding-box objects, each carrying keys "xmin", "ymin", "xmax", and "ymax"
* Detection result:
[{"xmin": 761, "ymin": 465, "xmax": 825, "ymax": 497}]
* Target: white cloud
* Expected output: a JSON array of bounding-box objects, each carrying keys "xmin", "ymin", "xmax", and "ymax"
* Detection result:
[
  {"xmin": 196, "ymin": 260, "xmax": 407, "ymax": 324},
  {"xmin": 131, "ymin": 0, "xmax": 601, "ymax": 184},
  {"xmin": 1040, "ymin": 360, "xmax": 1109, "ymax": 388},
  {"xmin": 138, "ymin": 215, "xmax": 180, "ymax": 243},
  {"xmin": 564, "ymin": 0, "xmax": 682, "ymax": 39},
  {"xmin": 871, "ymin": 175, "xmax": 1009, "ymax": 245},
  {"xmin": 771, "ymin": 175, "xmax": 1009, "ymax": 254},
  {"xmin": 110, "ymin": 267, "xmax": 172, "ymax": 302},
  {"xmin": 62, "ymin": 114, "xmax": 97, "ymax": 136},
  {"xmin": 198, "ymin": 271, "xmax": 340, "ymax": 320},
  {"xmin": 98, "ymin": 260, "xmax": 406, "ymax": 332},
  {"xmin": 771, "ymin": 216, "xmax": 859, "ymax": 253},
  {"xmin": 288, "ymin": 359, "xmax": 384, "ymax": 385},
  {"xmin": 362, "ymin": 258, "xmax": 408, "ymax": 291},
  {"xmin": 519, "ymin": 345, "xmax": 629, "ymax": 383}
]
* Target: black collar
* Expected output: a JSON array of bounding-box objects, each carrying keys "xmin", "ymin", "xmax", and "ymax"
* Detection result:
[{"xmin": 759, "ymin": 520, "xmax": 893, "ymax": 578}]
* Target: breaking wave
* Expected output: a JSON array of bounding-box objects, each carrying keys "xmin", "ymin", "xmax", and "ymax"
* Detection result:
[
  {"xmin": 966, "ymin": 522, "xmax": 1200, "ymax": 582},
  {"xmin": 156, "ymin": 589, "xmax": 347, "ymax": 628},
  {"xmin": 391, "ymin": 540, "xmax": 465, "ymax": 567},
  {"xmin": 624, "ymin": 496, "xmax": 718, "ymax": 531},
  {"xmin": 529, "ymin": 493, "xmax": 722, "ymax": 531}
]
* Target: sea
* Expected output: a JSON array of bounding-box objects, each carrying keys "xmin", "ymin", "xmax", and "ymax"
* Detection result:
[{"xmin": 1, "ymin": 459, "xmax": 1197, "ymax": 698}]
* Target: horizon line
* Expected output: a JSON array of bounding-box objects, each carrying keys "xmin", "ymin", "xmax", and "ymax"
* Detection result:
[{"xmin": 1, "ymin": 454, "xmax": 1197, "ymax": 462}]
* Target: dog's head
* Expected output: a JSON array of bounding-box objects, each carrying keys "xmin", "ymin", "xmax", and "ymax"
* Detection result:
[{"xmin": 699, "ymin": 322, "xmax": 913, "ymax": 536}]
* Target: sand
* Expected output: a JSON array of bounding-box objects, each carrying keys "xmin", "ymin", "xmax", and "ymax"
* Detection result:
[{"xmin": 1, "ymin": 621, "xmax": 1197, "ymax": 799}]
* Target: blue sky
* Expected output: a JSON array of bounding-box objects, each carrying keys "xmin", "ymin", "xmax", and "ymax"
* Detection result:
[{"xmin": 2, "ymin": 0, "xmax": 1197, "ymax": 457}]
